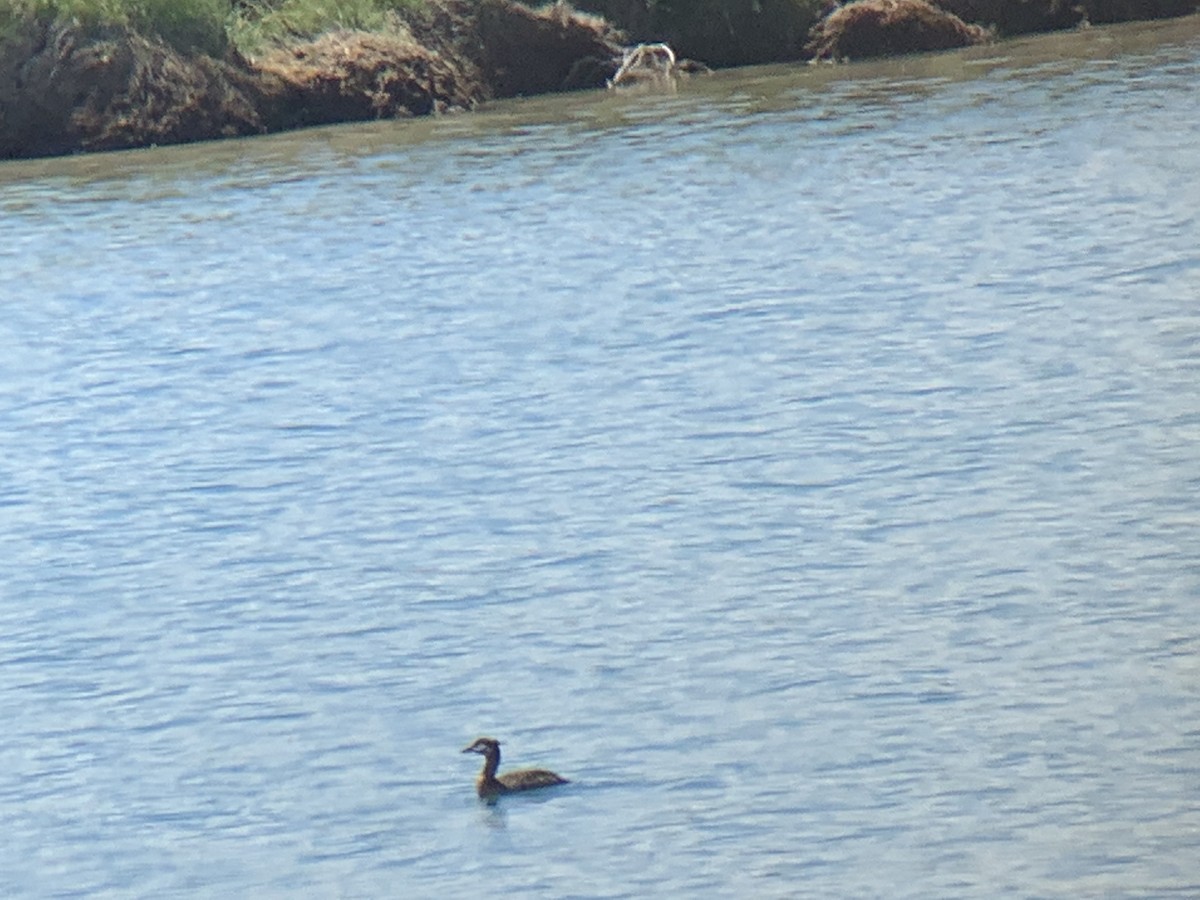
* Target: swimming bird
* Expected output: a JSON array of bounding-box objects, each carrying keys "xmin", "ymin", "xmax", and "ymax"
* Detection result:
[{"xmin": 461, "ymin": 737, "xmax": 568, "ymax": 800}]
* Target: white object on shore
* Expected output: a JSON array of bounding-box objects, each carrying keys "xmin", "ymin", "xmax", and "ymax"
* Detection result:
[{"xmin": 608, "ymin": 43, "xmax": 678, "ymax": 89}]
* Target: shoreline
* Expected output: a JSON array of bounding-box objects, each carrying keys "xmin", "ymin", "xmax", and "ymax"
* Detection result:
[{"xmin": 2, "ymin": 0, "xmax": 1197, "ymax": 160}]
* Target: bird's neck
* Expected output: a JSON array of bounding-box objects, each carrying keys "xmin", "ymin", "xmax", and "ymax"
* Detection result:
[{"xmin": 480, "ymin": 746, "xmax": 500, "ymax": 781}]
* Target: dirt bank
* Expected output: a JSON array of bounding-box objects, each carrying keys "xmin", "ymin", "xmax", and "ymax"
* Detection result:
[
  {"xmin": 576, "ymin": 0, "xmax": 1199, "ymax": 66},
  {"xmin": 0, "ymin": 19, "xmax": 267, "ymax": 158},
  {"xmin": 807, "ymin": 0, "xmax": 1199, "ymax": 61},
  {"xmin": 934, "ymin": 0, "xmax": 1199, "ymax": 35}
]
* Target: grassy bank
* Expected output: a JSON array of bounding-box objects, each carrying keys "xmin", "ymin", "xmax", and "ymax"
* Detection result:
[
  {"xmin": 0, "ymin": 0, "xmax": 425, "ymax": 56},
  {"xmin": 0, "ymin": 0, "xmax": 623, "ymax": 158},
  {"xmin": 230, "ymin": 0, "xmax": 424, "ymax": 56},
  {"xmin": 5, "ymin": 0, "xmax": 1198, "ymax": 66},
  {"xmin": 1, "ymin": 0, "xmax": 816, "ymax": 65},
  {"xmin": 2, "ymin": 0, "xmax": 232, "ymax": 54}
]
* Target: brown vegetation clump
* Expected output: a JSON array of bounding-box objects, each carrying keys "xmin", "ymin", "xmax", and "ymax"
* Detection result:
[
  {"xmin": 255, "ymin": 29, "xmax": 480, "ymax": 127},
  {"xmin": 0, "ymin": 20, "xmax": 269, "ymax": 158},
  {"xmin": 471, "ymin": 0, "xmax": 622, "ymax": 96},
  {"xmin": 807, "ymin": 0, "xmax": 989, "ymax": 60},
  {"xmin": 0, "ymin": 0, "xmax": 626, "ymax": 159}
]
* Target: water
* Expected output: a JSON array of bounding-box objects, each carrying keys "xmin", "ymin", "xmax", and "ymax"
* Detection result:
[{"xmin": 2, "ymin": 16, "xmax": 1199, "ymax": 897}]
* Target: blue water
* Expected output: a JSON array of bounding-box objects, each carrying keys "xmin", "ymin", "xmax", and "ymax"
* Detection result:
[{"xmin": 2, "ymin": 16, "xmax": 1199, "ymax": 897}]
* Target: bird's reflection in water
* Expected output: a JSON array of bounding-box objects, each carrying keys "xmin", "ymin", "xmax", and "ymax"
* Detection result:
[{"xmin": 479, "ymin": 802, "xmax": 507, "ymax": 830}]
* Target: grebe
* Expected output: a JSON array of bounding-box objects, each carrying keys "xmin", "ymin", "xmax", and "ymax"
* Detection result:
[{"xmin": 461, "ymin": 737, "xmax": 568, "ymax": 800}]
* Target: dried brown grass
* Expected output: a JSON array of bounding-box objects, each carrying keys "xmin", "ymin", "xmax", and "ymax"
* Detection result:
[{"xmin": 807, "ymin": 0, "xmax": 989, "ymax": 60}]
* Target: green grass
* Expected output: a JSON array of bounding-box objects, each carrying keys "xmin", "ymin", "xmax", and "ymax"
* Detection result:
[
  {"xmin": 2, "ymin": 0, "xmax": 232, "ymax": 53},
  {"xmin": 229, "ymin": 0, "xmax": 420, "ymax": 56},
  {"xmin": 0, "ymin": 0, "xmax": 422, "ymax": 56}
]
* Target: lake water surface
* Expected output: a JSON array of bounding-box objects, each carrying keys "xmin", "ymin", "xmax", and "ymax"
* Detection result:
[{"xmin": 2, "ymin": 16, "xmax": 1199, "ymax": 898}]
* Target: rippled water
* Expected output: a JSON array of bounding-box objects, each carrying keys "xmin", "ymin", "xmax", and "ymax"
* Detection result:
[{"xmin": 2, "ymin": 16, "xmax": 1199, "ymax": 897}]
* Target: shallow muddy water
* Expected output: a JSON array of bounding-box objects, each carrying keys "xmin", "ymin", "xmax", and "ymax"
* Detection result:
[{"xmin": 2, "ymin": 16, "xmax": 1199, "ymax": 898}]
